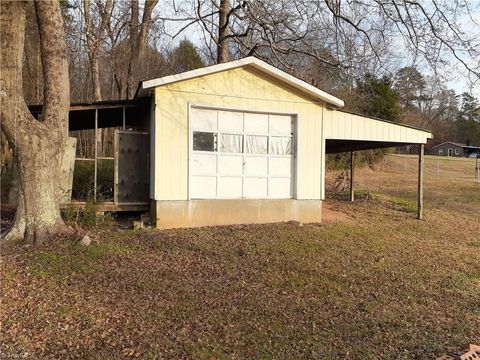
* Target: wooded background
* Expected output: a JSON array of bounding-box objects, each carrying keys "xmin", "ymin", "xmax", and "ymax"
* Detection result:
[
  {"xmin": 5, "ymin": 0, "xmax": 480, "ymax": 171},
  {"xmin": 30, "ymin": 1, "xmax": 480, "ymax": 143}
]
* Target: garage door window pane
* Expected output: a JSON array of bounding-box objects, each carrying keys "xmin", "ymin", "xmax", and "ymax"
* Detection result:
[
  {"xmin": 270, "ymin": 137, "xmax": 292, "ymax": 155},
  {"xmin": 219, "ymin": 134, "xmax": 243, "ymax": 153},
  {"xmin": 192, "ymin": 109, "xmax": 217, "ymax": 130},
  {"xmin": 193, "ymin": 132, "xmax": 216, "ymax": 151},
  {"xmin": 245, "ymin": 135, "xmax": 268, "ymax": 154}
]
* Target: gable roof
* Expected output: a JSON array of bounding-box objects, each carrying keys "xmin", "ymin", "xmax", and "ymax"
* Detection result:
[
  {"xmin": 431, "ymin": 141, "xmax": 480, "ymax": 149},
  {"xmin": 135, "ymin": 57, "xmax": 345, "ymax": 108}
]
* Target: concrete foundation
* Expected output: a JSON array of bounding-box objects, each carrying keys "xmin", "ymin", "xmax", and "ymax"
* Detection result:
[{"xmin": 151, "ymin": 199, "xmax": 323, "ymax": 229}]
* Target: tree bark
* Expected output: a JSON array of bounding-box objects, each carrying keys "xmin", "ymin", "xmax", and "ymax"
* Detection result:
[
  {"xmin": 83, "ymin": 0, "xmax": 112, "ymax": 102},
  {"xmin": 217, "ymin": 0, "xmax": 231, "ymax": 63},
  {"xmin": 83, "ymin": 0, "xmax": 102, "ymax": 101},
  {"xmin": 0, "ymin": 0, "xmax": 71, "ymax": 244},
  {"xmin": 126, "ymin": 0, "xmax": 158, "ymax": 99}
]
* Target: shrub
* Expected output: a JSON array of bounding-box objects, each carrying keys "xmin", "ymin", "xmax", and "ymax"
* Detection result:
[
  {"xmin": 71, "ymin": 160, "xmax": 114, "ymax": 202},
  {"xmin": 326, "ymin": 149, "xmax": 392, "ymax": 171},
  {"xmin": 62, "ymin": 201, "xmax": 112, "ymax": 229}
]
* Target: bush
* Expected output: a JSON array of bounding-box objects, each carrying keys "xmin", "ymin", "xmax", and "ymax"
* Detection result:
[
  {"xmin": 72, "ymin": 160, "xmax": 114, "ymax": 202},
  {"xmin": 96, "ymin": 160, "xmax": 114, "ymax": 202},
  {"xmin": 72, "ymin": 161, "xmax": 94, "ymax": 201},
  {"xmin": 326, "ymin": 149, "xmax": 392, "ymax": 171},
  {"xmin": 62, "ymin": 201, "xmax": 112, "ymax": 229}
]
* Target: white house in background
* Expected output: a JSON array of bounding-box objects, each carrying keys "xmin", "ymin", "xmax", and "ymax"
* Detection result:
[{"xmin": 134, "ymin": 57, "xmax": 432, "ymax": 228}]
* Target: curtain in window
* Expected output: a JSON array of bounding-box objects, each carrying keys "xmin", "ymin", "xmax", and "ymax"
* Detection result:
[
  {"xmin": 245, "ymin": 135, "xmax": 268, "ymax": 154},
  {"xmin": 269, "ymin": 137, "xmax": 291, "ymax": 155},
  {"xmin": 219, "ymin": 133, "xmax": 243, "ymax": 153}
]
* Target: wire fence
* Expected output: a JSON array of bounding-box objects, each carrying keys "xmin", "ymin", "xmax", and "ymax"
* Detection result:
[{"xmin": 384, "ymin": 154, "xmax": 480, "ymax": 182}]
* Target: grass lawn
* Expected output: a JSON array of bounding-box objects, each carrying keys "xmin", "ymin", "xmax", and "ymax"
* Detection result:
[{"xmin": 1, "ymin": 168, "xmax": 479, "ymax": 359}]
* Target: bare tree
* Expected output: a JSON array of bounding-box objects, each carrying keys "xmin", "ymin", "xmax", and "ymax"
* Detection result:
[
  {"xmin": 67, "ymin": 0, "xmax": 161, "ymax": 101},
  {"xmin": 94, "ymin": 0, "xmax": 130, "ymax": 100},
  {"xmin": 126, "ymin": 0, "xmax": 159, "ymax": 98},
  {"xmin": 1, "ymin": 0, "xmax": 71, "ymax": 244},
  {"xmin": 22, "ymin": 1, "xmax": 43, "ymax": 105},
  {"xmin": 319, "ymin": 0, "xmax": 480, "ymax": 82},
  {"xmin": 216, "ymin": 0, "xmax": 231, "ymax": 62},
  {"xmin": 163, "ymin": 0, "xmax": 479, "ymax": 86},
  {"xmin": 83, "ymin": 0, "xmax": 112, "ymax": 101}
]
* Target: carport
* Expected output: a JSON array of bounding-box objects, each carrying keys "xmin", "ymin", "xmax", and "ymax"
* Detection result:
[{"xmin": 322, "ymin": 109, "xmax": 433, "ymax": 219}]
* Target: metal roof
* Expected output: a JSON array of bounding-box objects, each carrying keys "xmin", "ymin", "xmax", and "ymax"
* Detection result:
[
  {"xmin": 338, "ymin": 109, "xmax": 432, "ymax": 134},
  {"xmin": 28, "ymin": 99, "xmax": 141, "ymax": 114}
]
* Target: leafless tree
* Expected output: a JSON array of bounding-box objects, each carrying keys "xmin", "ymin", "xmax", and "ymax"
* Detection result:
[
  {"xmin": 83, "ymin": 0, "xmax": 113, "ymax": 101},
  {"xmin": 320, "ymin": 0, "xmax": 480, "ymax": 82},
  {"xmin": 67, "ymin": 0, "xmax": 161, "ymax": 101},
  {"xmin": 126, "ymin": 0, "xmax": 160, "ymax": 98},
  {"xmin": 162, "ymin": 0, "xmax": 479, "ymax": 86}
]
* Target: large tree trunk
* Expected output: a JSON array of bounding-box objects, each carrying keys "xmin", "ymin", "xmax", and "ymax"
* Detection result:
[
  {"xmin": 7, "ymin": 132, "xmax": 67, "ymax": 243},
  {"xmin": 217, "ymin": 0, "xmax": 231, "ymax": 63},
  {"xmin": 0, "ymin": 0, "xmax": 71, "ymax": 244}
]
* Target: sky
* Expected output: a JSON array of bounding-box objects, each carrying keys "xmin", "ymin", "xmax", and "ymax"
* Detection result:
[
  {"xmin": 158, "ymin": 0, "xmax": 480, "ymax": 99},
  {"xmin": 446, "ymin": 2, "xmax": 480, "ymax": 99},
  {"xmin": 449, "ymin": 76, "xmax": 479, "ymax": 99}
]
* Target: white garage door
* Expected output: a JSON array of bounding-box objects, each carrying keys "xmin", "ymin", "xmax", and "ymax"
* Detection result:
[{"xmin": 190, "ymin": 107, "xmax": 295, "ymax": 199}]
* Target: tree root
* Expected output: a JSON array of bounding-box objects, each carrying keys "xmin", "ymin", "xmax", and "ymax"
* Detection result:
[
  {"xmin": 2, "ymin": 220, "xmax": 26, "ymax": 243},
  {"xmin": 2, "ymin": 217, "xmax": 75, "ymax": 245}
]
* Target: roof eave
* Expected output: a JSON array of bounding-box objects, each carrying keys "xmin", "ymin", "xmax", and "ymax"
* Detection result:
[{"xmin": 431, "ymin": 141, "xmax": 465, "ymax": 149}]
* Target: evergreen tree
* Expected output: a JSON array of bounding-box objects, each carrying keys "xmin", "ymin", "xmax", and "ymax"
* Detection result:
[
  {"xmin": 355, "ymin": 74, "xmax": 401, "ymax": 122},
  {"xmin": 170, "ymin": 40, "xmax": 205, "ymax": 74},
  {"xmin": 394, "ymin": 66, "xmax": 426, "ymax": 109},
  {"xmin": 455, "ymin": 92, "xmax": 480, "ymax": 145}
]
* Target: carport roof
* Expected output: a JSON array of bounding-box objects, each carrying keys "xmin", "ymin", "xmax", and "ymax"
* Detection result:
[
  {"xmin": 324, "ymin": 109, "xmax": 433, "ymax": 153},
  {"xmin": 135, "ymin": 57, "xmax": 345, "ymax": 108}
]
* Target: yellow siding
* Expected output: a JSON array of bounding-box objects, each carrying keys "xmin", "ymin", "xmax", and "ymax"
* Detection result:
[
  {"xmin": 323, "ymin": 109, "xmax": 432, "ymax": 144},
  {"xmin": 153, "ymin": 66, "xmax": 325, "ymax": 201}
]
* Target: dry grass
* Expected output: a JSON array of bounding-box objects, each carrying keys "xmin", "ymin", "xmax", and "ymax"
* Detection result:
[
  {"xmin": 1, "ymin": 168, "xmax": 479, "ymax": 359},
  {"xmin": 385, "ymin": 154, "xmax": 479, "ymax": 181}
]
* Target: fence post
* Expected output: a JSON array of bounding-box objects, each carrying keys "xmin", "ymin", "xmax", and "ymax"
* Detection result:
[
  {"xmin": 94, "ymin": 108, "xmax": 98, "ymax": 202},
  {"xmin": 437, "ymin": 159, "xmax": 440, "ymax": 177},
  {"xmin": 404, "ymin": 157, "xmax": 407, "ymax": 174},
  {"xmin": 417, "ymin": 144, "xmax": 424, "ymax": 220},
  {"xmin": 350, "ymin": 151, "xmax": 355, "ymax": 202},
  {"xmin": 476, "ymin": 157, "xmax": 480, "ymax": 183}
]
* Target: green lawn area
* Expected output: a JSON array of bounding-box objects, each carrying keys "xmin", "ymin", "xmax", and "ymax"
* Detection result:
[{"xmin": 1, "ymin": 169, "xmax": 479, "ymax": 359}]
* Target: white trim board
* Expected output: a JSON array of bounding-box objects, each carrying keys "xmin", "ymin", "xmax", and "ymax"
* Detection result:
[{"xmin": 137, "ymin": 57, "xmax": 344, "ymax": 108}]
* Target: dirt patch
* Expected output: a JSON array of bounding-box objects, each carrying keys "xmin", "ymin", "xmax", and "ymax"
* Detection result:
[{"xmin": 322, "ymin": 201, "xmax": 350, "ymax": 222}]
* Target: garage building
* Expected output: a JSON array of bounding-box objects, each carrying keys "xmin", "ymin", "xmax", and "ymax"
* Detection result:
[{"xmin": 133, "ymin": 57, "xmax": 432, "ymax": 228}]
